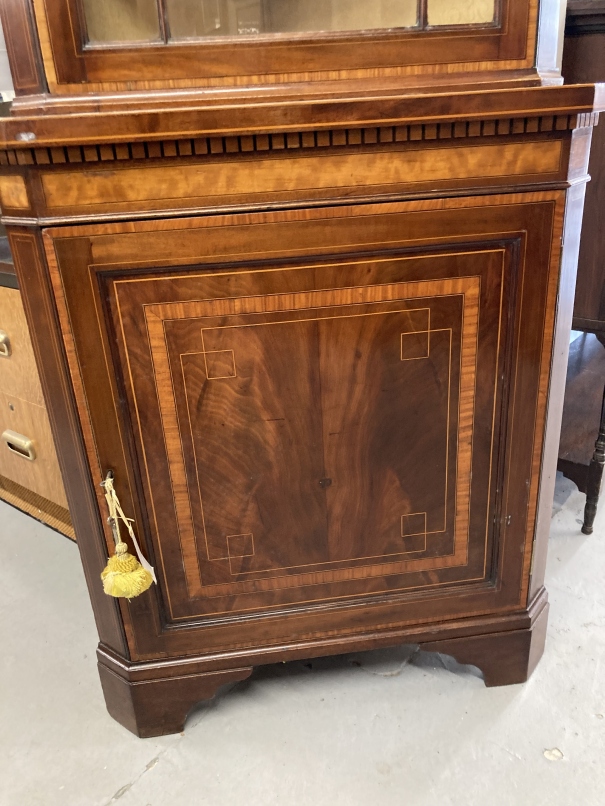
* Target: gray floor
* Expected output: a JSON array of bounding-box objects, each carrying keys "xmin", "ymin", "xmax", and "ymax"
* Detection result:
[{"xmin": 1, "ymin": 473, "xmax": 604, "ymax": 806}]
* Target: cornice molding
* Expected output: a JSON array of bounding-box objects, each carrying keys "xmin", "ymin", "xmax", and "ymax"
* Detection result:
[
  {"xmin": 0, "ymin": 112, "xmax": 599, "ymax": 168},
  {"xmin": 0, "ymin": 84, "xmax": 602, "ymax": 152}
]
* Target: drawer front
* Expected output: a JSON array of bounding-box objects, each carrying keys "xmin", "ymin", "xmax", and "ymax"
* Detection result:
[
  {"xmin": 0, "ymin": 392, "xmax": 68, "ymax": 508},
  {"xmin": 46, "ymin": 192, "xmax": 563, "ymax": 657},
  {"xmin": 0, "ymin": 285, "xmax": 45, "ymax": 407}
]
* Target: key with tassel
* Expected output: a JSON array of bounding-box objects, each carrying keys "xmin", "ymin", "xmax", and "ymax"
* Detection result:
[{"xmin": 100, "ymin": 471, "xmax": 156, "ymax": 599}]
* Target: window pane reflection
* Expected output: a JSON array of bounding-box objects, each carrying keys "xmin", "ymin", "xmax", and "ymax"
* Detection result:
[
  {"xmin": 80, "ymin": 0, "xmax": 499, "ymax": 45},
  {"xmin": 427, "ymin": 0, "xmax": 495, "ymax": 27},
  {"xmin": 167, "ymin": 0, "xmax": 420, "ymax": 39},
  {"xmin": 82, "ymin": 0, "xmax": 161, "ymax": 43}
]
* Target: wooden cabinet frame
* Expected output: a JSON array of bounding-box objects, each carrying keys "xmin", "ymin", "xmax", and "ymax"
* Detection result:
[
  {"xmin": 42, "ymin": 192, "xmax": 561, "ymax": 645},
  {"xmin": 28, "ymin": 0, "xmax": 535, "ymax": 91},
  {"xmin": 0, "ymin": 0, "xmax": 602, "ymax": 739}
]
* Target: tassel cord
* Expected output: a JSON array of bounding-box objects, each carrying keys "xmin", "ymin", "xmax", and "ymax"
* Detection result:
[{"xmin": 99, "ymin": 472, "xmax": 156, "ymax": 598}]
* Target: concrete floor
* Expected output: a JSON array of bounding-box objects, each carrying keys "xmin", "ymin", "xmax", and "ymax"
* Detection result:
[{"xmin": 1, "ymin": 473, "xmax": 604, "ymax": 806}]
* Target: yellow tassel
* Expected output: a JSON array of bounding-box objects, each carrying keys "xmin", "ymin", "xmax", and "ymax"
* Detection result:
[
  {"xmin": 99, "ymin": 471, "xmax": 156, "ymax": 599},
  {"xmin": 101, "ymin": 541, "xmax": 153, "ymax": 599}
]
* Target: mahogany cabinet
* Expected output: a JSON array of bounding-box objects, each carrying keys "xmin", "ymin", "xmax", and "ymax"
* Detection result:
[{"xmin": 0, "ymin": 0, "xmax": 603, "ymax": 736}]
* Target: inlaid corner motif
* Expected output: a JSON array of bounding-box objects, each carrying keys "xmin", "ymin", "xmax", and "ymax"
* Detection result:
[{"xmin": 400, "ymin": 309, "xmax": 431, "ymax": 360}]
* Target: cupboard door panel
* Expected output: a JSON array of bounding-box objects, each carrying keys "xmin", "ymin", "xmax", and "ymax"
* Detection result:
[
  {"xmin": 47, "ymin": 194, "xmax": 561, "ymax": 653},
  {"xmin": 113, "ymin": 251, "xmax": 491, "ymax": 618}
]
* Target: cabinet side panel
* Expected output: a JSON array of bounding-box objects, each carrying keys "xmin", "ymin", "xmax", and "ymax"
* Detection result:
[
  {"xmin": 530, "ymin": 178, "xmax": 589, "ymax": 597},
  {"xmin": 0, "ymin": 0, "xmax": 47, "ymax": 94},
  {"xmin": 7, "ymin": 227, "xmax": 128, "ymax": 655}
]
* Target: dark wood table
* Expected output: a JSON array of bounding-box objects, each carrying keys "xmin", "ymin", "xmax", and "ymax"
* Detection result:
[{"xmin": 558, "ymin": 334, "xmax": 605, "ymax": 533}]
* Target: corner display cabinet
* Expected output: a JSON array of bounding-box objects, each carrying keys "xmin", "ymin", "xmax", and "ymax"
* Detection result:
[{"xmin": 0, "ymin": 0, "xmax": 603, "ymax": 737}]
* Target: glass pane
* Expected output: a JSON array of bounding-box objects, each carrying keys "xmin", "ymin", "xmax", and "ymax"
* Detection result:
[
  {"xmin": 82, "ymin": 0, "xmax": 161, "ymax": 43},
  {"xmin": 167, "ymin": 0, "xmax": 419, "ymax": 39},
  {"xmin": 427, "ymin": 0, "xmax": 495, "ymax": 26}
]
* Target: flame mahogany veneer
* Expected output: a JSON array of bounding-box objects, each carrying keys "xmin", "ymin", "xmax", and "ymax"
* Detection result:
[{"xmin": 0, "ymin": 0, "xmax": 603, "ymax": 736}]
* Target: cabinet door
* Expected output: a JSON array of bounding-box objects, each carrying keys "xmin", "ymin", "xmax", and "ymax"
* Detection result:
[{"xmin": 46, "ymin": 193, "xmax": 562, "ymax": 657}]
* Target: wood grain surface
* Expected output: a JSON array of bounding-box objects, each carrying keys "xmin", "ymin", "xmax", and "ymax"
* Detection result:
[
  {"xmin": 0, "ymin": 0, "xmax": 46, "ymax": 95},
  {"xmin": 30, "ymin": 0, "xmax": 537, "ymax": 92},
  {"xmin": 37, "ymin": 138, "xmax": 565, "ymax": 219},
  {"xmin": 0, "ymin": 390, "xmax": 67, "ymax": 506},
  {"xmin": 0, "ymin": 0, "xmax": 595, "ymax": 737},
  {"xmin": 43, "ymin": 191, "xmax": 564, "ymax": 659},
  {"xmin": 0, "ymin": 285, "xmax": 45, "ymax": 406},
  {"xmin": 8, "ymin": 228, "xmax": 128, "ymax": 655},
  {"xmin": 0, "ymin": 176, "xmax": 29, "ymax": 210},
  {"xmin": 2, "ymin": 84, "xmax": 601, "ymax": 151}
]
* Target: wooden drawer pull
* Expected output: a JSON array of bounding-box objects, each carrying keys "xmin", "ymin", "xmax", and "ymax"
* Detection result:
[
  {"xmin": 0, "ymin": 330, "xmax": 10, "ymax": 357},
  {"xmin": 2, "ymin": 429, "xmax": 36, "ymax": 461}
]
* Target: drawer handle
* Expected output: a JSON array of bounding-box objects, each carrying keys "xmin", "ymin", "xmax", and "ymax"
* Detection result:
[
  {"xmin": 2, "ymin": 429, "xmax": 36, "ymax": 461},
  {"xmin": 0, "ymin": 330, "xmax": 10, "ymax": 358}
]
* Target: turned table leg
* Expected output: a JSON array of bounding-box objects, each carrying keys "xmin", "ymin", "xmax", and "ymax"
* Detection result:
[{"xmin": 582, "ymin": 383, "xmax": 605, "ymax": 535}]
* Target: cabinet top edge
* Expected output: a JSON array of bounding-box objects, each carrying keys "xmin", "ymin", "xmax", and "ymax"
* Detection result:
[{"xmin": 0, "ymin": 83, "xmax": 602, "ymax": 151}]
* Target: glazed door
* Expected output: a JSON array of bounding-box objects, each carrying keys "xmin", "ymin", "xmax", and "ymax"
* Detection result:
[
  {"xmin": 33, "ymin": 0, "xmax": 529, "ymax": 91},
  {"xmin": 46, "ymin": 193, "xmax": 562, "ymax": 655}
]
